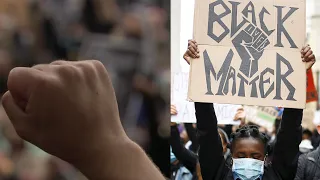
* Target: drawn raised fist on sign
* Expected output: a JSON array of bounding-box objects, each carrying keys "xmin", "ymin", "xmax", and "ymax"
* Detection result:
[{"xmin": 232, "ymin": 22, "xmax": 271, "ymax": 78}]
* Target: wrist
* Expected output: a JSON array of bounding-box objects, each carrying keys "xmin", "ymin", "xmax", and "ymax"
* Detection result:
[
  {"xmin": 72, "ymin": 135, "xmax": 164, "ymax": 180},
  {"xmin": 72, "ymin": 134, "xmax": 131, "ymax": 179}
]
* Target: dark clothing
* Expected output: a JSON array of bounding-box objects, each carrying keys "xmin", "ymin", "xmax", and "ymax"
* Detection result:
[
  {"xmin": 295, "ymin": 146, "xmax": 320, "ymax": 180},
  {"xmin": 311, "ymin": 130, "xmax": 320, "ymax": 148},
  {"xmin": 221, "ymin": 125, "xmax": 233, "ymax": 141},
  {"xmin": 196, "ymin": 102, "xmax": 302, "ymax": 180},
  {"xmin": 184, "ymin": 123, "xmax": 199, "ymax": 153},
  {"xmin": 171, "ymin": 125, "xmax": 199, "ymax": 180},
  {"xmin": 171, "ymin": 125, "xmax": 198, "ymax": 173},
  {"xmin": 171, "ymin": 124, "xmax": 232, "ymax": 178}
]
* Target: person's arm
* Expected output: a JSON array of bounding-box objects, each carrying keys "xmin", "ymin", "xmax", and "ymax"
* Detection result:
[
  {"xmin": 74, "ymin": 137, "xmax": 165, "ymax": 180},
  {"xmin": 1, "ymin": 61, "xmax": 165, "ymax": 180},
  {"xmin": 272, "ymin": 108, "xmax": 303, "ymax": 179},
  {"xmin": 195, "ymin": 102, "xmax": 224, "ymax": 180},
  {"xmin": 170, "ymin": 124, "xmax": 198, "ymax": 173},
  {"xmin": 184, "ymin": 123, "xmax": 199, "ymax": 153}
]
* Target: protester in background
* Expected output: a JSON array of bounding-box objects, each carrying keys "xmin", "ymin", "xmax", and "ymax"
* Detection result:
[
  {"xmin": 171, "ymin": 105, "xmax": 197, "ymax": 180},
  {"xmin": 302, "ymin": 129, "xmax": 313, "ymax": 141},
  {"xmin": 299, "ymin": 139, "xmax": 314, "ymax": 155},
  {"xmin": 299, "ymin": 129, "xmax": 314, "ymax": 154},
  {"xmin": 171, "ymin": 105, "xmax": 232, "ymax": 180},
  {"xmin": 184, "ymin": 40, "xmax": 315, "ymax": 180},
  {"xmin": 295, "ymin": 143, "xmax": 320, "ymax": 179},
  {"xmin": 170, "ymin": 146, "xmax": 193, "ymax": 180},
  {"xmin": 1, "ymin": 60, "xmax": 165, "ymax": 180}
]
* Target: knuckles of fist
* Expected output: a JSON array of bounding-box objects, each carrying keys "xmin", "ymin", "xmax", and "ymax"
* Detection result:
[{"xmin": 1, "ymin": 60, "xmax": 120, "ymax": 163}]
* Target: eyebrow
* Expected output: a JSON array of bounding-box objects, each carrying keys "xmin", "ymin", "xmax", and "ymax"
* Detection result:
[{"xmin": 251, "ymin": 153, "xmax": 262, "ymax": 156}]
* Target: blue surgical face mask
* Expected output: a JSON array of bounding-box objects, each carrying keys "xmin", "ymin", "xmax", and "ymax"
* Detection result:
[{"xmin": 232, "ymin": 158, "xmax": 264, "ymax": 180}]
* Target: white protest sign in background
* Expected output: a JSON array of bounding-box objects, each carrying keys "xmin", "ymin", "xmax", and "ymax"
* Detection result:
[
  {"xmin": 172, "ymin": 72, "xmax": 241, "ymax": 124},
  {"xmin": 244, "ymin": 106, "xmax": 278, "ymax": 133}
]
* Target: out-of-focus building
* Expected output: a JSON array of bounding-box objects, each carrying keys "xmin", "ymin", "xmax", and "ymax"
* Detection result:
[
  {"xmin": 309, "ymin": 0, "xmax": 319, "ymax": 99},
  {"xmin": 303, "ymin": 0, "xmax": 320, "ymax": 130}
]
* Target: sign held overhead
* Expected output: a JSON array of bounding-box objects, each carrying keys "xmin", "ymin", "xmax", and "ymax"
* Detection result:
[{"xmin": 188, "ymin": 0, "xmax": 306, "ymax": 108}]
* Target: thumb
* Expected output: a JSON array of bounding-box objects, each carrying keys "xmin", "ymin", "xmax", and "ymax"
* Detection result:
[
  {"xmin": 7, "ymin": 67, "xmax": 44, "ymax": 110},
  {"xmin": 1, "ymin": 91, "xmax": 26, "ymax": 126}
]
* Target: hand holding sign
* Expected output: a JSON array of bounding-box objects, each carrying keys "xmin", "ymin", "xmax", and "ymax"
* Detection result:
[
  {"xmin": 234, "ymin": 107, "xmax": 246, "ymax": 126},
  {"xmin": 183, "ymin": 40, "xmax": 199, "ymax": 65},
  {"xmin": 301, "ymin": 45, "xmax": 316, "ymax": 70},
  {"xmin": 171, "ymin": 105, "xmax": 178, "ymax": 115}
]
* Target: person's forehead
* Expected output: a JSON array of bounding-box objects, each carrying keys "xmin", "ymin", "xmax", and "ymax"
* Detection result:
[{"xmin": 234, "ymin": 137, "xmax": 264, "ymax": 152}]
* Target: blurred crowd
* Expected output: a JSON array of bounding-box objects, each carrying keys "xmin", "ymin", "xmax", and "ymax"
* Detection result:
[
  {"xmin": 0, "ymin": 0, "xmax": 170, "ymax": 179},
  {"xmin": 170, "ymin": 105, "xmax": 320, "ymax": 180}
]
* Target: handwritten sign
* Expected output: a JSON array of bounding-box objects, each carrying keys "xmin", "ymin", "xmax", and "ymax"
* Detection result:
[
  {"xmin": 172, "ymin": 72, "xmax": 241, "ymax": 124},
  {"xmin": 188, "ymin": 0, "xmax": 306, "ymax": 108}
]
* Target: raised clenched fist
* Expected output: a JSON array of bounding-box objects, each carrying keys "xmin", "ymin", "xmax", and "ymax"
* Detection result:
[
  {"xmin": 1, "ymin": 60, "xmax": 127, "ymax": 176},
  {"xmin": 232, "ymin": 23, "xmax": 271, "ymax": 78}
]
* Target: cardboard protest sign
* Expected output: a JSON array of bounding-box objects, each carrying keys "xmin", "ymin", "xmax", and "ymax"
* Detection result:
[
  {"xmin": 306, "ymin": 69, "xmax": 318, "ymax": 103},
  {"xmin": 172, "ymin": 72, "xmax": 241, "ymax": 124},
  {"xmin": 188, "ymin": 0, "xmax": 306, "ymax": 108},
  {"xmin": 244, "ymin": 106, "xmax": 278, "ymax": 132}
]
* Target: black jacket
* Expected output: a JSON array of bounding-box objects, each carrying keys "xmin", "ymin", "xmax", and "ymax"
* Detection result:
[
  {"xmin": 295, "ymin": 146, "xmax": 320, "ymax": 180},
  {"xmin": 170, "ymin": 125, "xmax": 198, "ymax": 173},
  {"xmin": 196, "ymin": 102, "xmax": 303, "ymax": 180}
]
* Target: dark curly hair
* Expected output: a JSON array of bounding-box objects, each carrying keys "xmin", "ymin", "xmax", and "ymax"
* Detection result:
[{"xmin": 230, "ymin": 125, "xmax": 270, "ymax": 155}]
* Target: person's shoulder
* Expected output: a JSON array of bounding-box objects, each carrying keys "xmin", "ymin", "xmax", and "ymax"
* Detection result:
[{"xmin": 304, "ymin": 147, "xmax": 319, "ymax": 158}]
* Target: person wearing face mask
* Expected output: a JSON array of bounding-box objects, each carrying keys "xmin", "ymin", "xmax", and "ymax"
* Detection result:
[
  {"xmin": 183, "ymin": 40, "xmax": 315, "ymax": 180},
  {"xmin": 295, "ymin": 142, "xmax": 320, "ymax": 180},
  {"xmin": 299, "ymin": 129, "xmax": 314, "ymax": 155}
]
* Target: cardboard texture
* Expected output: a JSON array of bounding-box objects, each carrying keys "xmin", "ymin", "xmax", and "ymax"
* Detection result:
[
  {"xmin": 189, "ymin": 0, "xmax": 306, "ymax": 108},
  {"xmin": 306, "ymin": 69, "xmax": 318, "ymax": 103}
]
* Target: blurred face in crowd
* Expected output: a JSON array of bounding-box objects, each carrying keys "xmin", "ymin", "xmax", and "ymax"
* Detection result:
[
  {"xmin": 302, "ymin": 130, "xmax": 313, "ymax": 140},
  {"xmin": 232, "ymin": 137, "xmax": 265, "ymax": 161},
  {"xmin": 302, "ymin": 133, "xmax": 311, "ymax": 140}
]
